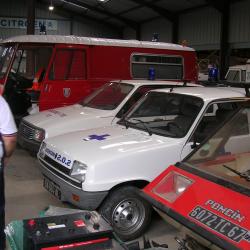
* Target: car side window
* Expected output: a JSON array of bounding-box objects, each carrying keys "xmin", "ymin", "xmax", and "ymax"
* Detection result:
[
  {"xmin": 192, "ymin": 102, "xmax": 241, "ymax": 144},
  {"xmin": 116, "ymin": 86, "xmax": 162, "ymax": 118}
]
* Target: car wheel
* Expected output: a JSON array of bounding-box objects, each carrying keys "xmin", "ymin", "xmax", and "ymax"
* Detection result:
[{"xmin": 100, "ymin": 186, "xmax": 152, "ymax": 241}]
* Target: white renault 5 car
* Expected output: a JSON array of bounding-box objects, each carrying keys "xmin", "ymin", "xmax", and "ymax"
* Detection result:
[
  {"xmin": 18, "ymin": 80, "xmax": 197, "ymax": 154},
  {"xmin": 38, "ymin": 86, "xmax": 247, "ymax": 240}
]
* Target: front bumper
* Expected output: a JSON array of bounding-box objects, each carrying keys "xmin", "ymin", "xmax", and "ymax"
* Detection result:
[
  {"xmin": 39, "ymin": 157, "xmax": 108, "ymax": 210},
  {"xmin": 17, "ymin": 133, "xmax": 41, "ymax": 155}
]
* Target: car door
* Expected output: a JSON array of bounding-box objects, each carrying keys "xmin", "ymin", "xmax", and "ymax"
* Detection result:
[{"xmin": 39, "ymin": 44, "xmax": 89, "ymax": 111}]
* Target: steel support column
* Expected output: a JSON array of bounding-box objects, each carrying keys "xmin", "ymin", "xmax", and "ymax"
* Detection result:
[
  {"xmin": 136, "ymin": 24, "xmax": 141, "ymax": 41},
  {"xmin": 219, "ymin": 2, "xmax": 230, "ymax": 79},
  {"xmin": 172, "ymin": 17, "xmax": 179, "ymax": 44},
  {"xmin": 27, "ymin": 0, "xmax": 35, "ymax": 34}
]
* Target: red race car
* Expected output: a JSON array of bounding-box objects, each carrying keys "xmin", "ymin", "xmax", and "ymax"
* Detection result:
[{"xmin": 142, "ymin": 101, "xmax": 250, "ymax": 250}]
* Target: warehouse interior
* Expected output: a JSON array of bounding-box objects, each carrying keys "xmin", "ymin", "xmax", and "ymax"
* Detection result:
[{"xmin": 0, "ymin": 1, "xmax": 250, "ymax": 250}]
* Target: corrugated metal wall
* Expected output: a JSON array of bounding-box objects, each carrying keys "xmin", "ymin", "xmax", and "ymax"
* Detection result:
[
  {"xmin": 2, "ymin": 0, "xmax": 250, "ymax": 50},
  {"xmin": 140, "ymin": 18, "xmax": 172, "ymax": 42},
  {"xmin": 229, "ymin": 0, "xmax": 250, "ymax": 48},
  {"xmin": 123, "ymin": 0, "xmax": 250, "ymax": 51},
  {"xmin": 72, "ymin": 19, "xmax": 118, "ymax": 38},
  {"xmin": 179, "ymin": 7, "xmax": 221, "ymax": 50},
  {"xmin": 0, "ymin": 0, "xmax": 119, "ymax": 39}
]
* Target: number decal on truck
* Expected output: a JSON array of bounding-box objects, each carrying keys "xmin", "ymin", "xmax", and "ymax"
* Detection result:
[
  {"xmin": 45, "ymin": 148, "xmax": 72, "ymax": 168},
  {"xmin": 189, "ymin": 206, "xmax": 249, "ymax": 243},
  {"xmin": 54, "ymin": 153, "xmax": 72, "ymax": 167}
]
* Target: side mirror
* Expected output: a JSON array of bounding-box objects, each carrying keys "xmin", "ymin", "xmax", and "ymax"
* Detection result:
[
  {"xmin": 191, "ymin": 141, "xmax": 198, "ymax": 149},
  {"xmin": 190, "ymin": 134, "xmax": 200, "ymax": 149}
]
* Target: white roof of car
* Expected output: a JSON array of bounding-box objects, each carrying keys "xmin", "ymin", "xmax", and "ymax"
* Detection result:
[
  {"xmin": 228, "ymin": 65, "xmax": 247, "ymax": 70},
  {"xmin": 2, "ymin": 35, "xmax": 195, "ymax": 51},
  {"xmin": 152, "ymin": 86, "xmax": 247, "ymax": 101},
  {"xmin": 113, "ymin": 80, "xmax": 198, "ymax": 87}
]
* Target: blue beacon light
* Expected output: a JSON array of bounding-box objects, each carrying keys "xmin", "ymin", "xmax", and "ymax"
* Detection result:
[{"xmin": 148, "ymin": 67, "xmax": 155, "ymax": 80}]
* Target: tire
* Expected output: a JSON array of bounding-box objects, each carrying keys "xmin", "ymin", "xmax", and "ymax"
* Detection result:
[{"xmin": 100, "ymin": 186, "xmax": 152, "ymax": 241}]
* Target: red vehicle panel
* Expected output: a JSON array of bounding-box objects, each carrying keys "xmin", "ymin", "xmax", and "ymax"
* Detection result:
[{"xmin": 144, "ymin": 165, "xmax": 250, "ymax": 250}]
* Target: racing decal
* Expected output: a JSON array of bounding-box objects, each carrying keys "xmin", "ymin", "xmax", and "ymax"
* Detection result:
[
  {"xmin": 189, "ymin": 206, "xmax": 249, "ymax": 243},
  {"xmin": 47, "ymin": 109, "xmax": 67, "ymax": 117},
  {"xmin": 205, "ymin": 200, "xmax": 245, "ymax": 223},
  {"xmin": 45, "ymin": 148, "xmax": 72, "ymax": 168},
  {"xmin": 83, "ymin": 134, "xmax": 110, "ymax": 141},
  {"xmin": 63, "ymin": 88, "xmax": 71, "ymax": 98}
]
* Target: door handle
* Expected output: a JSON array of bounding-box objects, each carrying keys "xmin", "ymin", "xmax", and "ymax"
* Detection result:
[{"xmin": 44, "ymin": 84, "xmax": 50, "ymax": 92}]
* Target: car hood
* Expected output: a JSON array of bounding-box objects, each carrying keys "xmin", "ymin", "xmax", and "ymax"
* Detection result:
[
  {"xmin": 44, "ymin": 125, "xmax": 180, "ymax": 166},
  {"xmin": 23, "ymin": 104, "xmax": 114, "ymax": 130}
]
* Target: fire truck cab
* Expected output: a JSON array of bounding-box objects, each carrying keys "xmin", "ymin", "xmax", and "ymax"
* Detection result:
[{"xmin": 0, "ymin": 35, "xmax": 197, "ymax": 118}]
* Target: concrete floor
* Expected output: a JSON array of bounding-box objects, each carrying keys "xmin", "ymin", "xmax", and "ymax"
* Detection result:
[{"xmin": 5, "ymin": 147, "xmax": 181, "ymax": 249}]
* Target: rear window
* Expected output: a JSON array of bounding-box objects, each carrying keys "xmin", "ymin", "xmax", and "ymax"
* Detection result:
[{"xmin": 131, "ymin": 54, "xmax": 183, "ymax": 80}]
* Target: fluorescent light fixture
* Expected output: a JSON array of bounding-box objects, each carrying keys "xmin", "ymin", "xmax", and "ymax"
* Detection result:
[
  {"xmin": 48, "ymin": 5, "xmax": 54, "ymax": 11},
  {"xmin": 49, "ymin": 0, "xmax": 54, "ymax": 11},
  {"xmin": 98, "ymin": 0, "xmax": 111, "ymax": 2},
  {"xmin": 60, "ymin": 0, "xmax": 88, "ymax": 11}
]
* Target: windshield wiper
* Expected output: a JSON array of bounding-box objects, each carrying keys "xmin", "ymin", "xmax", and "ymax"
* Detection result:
[
  {"xmin": 132, "ymin": 118, "xmax": 152, "ymax": 136},
  {"xmin": 222, "ymin": 164, "xmax": 250, "ymax": 182},
  {"xmin": 123, "ymin": 117, "xmax": 129, "ymax": 129}
]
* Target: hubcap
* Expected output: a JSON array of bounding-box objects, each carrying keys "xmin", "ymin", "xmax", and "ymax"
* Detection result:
[{"xmin": 112, "ymin": 198, "xmax": 145, "ymax": 234}]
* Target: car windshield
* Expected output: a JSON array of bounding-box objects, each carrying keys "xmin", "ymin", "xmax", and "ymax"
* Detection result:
[
  {"xmin": 119, "ymin": 92, "xmax": 203, "ymax": 138},
  {"xmin": 0, "ymin": 45, "xmax": 15, "ymax": 80},
  {"xmin": 80, "ymin": 82, "xmax": 134, "ymax": 110},
  {"xmin": 184, "ymin": 106, "xmax": 250, "ymax": 190}
]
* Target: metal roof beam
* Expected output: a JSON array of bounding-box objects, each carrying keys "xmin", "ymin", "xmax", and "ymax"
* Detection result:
[
  {"xmin": 205, "ymin": 0, "xmax": 226, "ymax": 12},
  {"xmin": 58, "ymin": 0, "xmax": 138, "ymax": 29},
  {"xmin": 37, "ymin": 0, "xmax": 122, "ymax": 32},
  {"xmin": 130, "ymin": 0, "xmax": 175, "ymax": 22},
  {"xmin": 177, "ymin": 4, "xmax": 210, "ymax": 15}
]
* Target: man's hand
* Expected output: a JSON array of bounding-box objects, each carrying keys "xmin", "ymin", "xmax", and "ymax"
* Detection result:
[{"xmin": 2, "ymin": 135, "xmax": 17, "ymax": 158}]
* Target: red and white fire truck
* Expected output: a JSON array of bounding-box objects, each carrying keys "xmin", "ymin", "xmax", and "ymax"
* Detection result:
[{"xmin": 0, "ymin": 35, "xmax": 197, "ymax": 117}]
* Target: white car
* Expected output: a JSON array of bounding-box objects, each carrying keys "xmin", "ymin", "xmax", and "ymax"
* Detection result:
[
  {"xmin": 18, "ymin": 80, "xmax": 197, "ymax": 154},
  {"xmin": 38, "ymin": 86, "xmax": 247, "ymax": 240}
]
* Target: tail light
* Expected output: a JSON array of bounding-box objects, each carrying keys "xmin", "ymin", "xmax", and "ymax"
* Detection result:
[{"xmin": 152, "ymin": 171, "xmax": 193, "ymax": 203}]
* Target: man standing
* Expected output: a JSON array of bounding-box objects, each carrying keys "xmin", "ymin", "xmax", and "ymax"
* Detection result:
[{"xmin": 0, "ymin": 96, "xmax": 17, "ymax": 250}]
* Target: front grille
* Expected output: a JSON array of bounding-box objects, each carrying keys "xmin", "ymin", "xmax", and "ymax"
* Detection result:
[
  {"xmin": 19, "ymin": 122, "xmax": 36, "ymax": 140},
  {"xmin": 40, "ymin": 158, "xmax": 82, "ymax": 188},
  {"xmin": 44, "ymin": 155, "xmax": 71, "ymax": 175}
]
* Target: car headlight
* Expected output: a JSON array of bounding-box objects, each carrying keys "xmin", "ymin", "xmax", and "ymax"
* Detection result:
[
  {"xmin": 33, "ymin": 128, "xmax": 45, "ymax": 142},
  {"xmin": 39, "ymin": 142, "xmax": 47, "ymax": 158},
  {"xmin": 70, "ymin": 161, "xmax": 87, "ymax": 182},
  {"xmin": 152, "ymin": 171, "xmax": 193, "ymax": 202}
]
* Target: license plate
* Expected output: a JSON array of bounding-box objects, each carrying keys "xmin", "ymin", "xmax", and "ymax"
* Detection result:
[
  {"xmin": 45, "ymin": 148, "xmax": 73, "ymax": 169},
  {"xmin": 189, "ymin": 206, "xmax": 248, "ymax": 243},
  {"xmin": 43, "ymin": 177, "xmax": 61, "ymax": 199}
]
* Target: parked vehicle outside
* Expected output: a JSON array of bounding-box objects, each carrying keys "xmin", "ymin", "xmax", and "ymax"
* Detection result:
[{"xmin": 37, "ymin": 86, "xmax": 247, "ymax": 240}]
